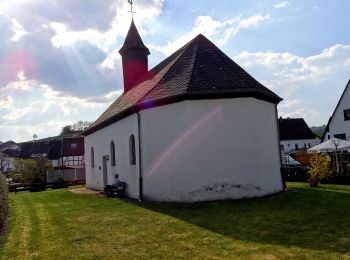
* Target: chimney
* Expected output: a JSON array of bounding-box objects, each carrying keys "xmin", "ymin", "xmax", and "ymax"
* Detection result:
[{"xmin": 119, "ymin": 19, "xmax": 150, "ymax": 92}]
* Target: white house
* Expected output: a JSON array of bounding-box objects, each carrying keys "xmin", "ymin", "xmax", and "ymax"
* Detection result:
[
  {"xmin": 83, "ymin": 19, "xmax": 284, "ymax": 202},
  {"xmin": 323, "ymin": 79, "xmax": 350, "ymax": 142},
  {"xmin": 279, "ymin": 117, "xmax": 320, "ymax": 153}
]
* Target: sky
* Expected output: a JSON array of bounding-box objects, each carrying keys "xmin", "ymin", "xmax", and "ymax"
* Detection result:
[{"xmin": 0, "ymin": 0, "xmax": 350, "ymax": 142}]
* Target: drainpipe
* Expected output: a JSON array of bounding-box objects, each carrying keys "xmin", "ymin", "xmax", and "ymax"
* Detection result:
[
  {"xmin": 136, "ymin": 111, "xmax": 143, "ymax": 201},
  {"xmin": 275, "ymin": 105, "xmax": 286, "ymax": 190}
]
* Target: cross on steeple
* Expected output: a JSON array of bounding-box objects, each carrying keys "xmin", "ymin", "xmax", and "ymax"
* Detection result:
[{"xmin": 128, "ymin": 0, "xmax": 136, "ymax": 19}]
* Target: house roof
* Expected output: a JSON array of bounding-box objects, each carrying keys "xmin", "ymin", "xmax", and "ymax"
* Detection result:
[
  {"xmin": 61, "ymin": 137, "xmax": 84, "ymax": 156},
  {"xmin": 19, "ymin": 140, "xmax": 62, "ymax": 160},
  {"xmin": 119, "ymin": 19, "xmax": 150, "ymax": 55},
  {"xmin": 2, "ymin": 149, "xmax": 19, "ymax": 157},
  {"xmin": 279, "ymin": 118, "xmax": 317, "ymax": 141},
  {"xmin": 19, "ymin": 142, "xmax": 33, "ymax": 158},
  {"xmin": 48, "ymin": 140, "xmax": 62, "ymax": 160},
  {"xmin": 84, "ymin": 34, "xmax": 282, "ymax": 136},
  {"xmin": 322, "ymin": 79, "xmax": 350, "ymax": 141},
  {"xmin": 32, "ymin": 141, "xmax": 51, "ymax": 154}
]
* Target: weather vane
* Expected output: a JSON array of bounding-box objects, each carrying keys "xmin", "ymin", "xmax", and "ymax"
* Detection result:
[{"xmin": 128, "ymin": 0, "xmax": 136, "ymax": 19}]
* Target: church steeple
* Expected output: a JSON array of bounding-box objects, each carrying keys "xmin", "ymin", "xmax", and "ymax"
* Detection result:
[{"xmin": 119, "ymin": 19, "xmax": 150, "ymax": 92}]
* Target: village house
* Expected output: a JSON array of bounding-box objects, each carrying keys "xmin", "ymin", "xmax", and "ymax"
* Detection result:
[
  {"xmin": 83, "ymin": 19, "xmax": 284, "ymax": 202},
  {"xmin": 323, "ymin": 79, "xmax": 350, "ymax": 142},
  {"xmin": 59, "ymin": 137, "xmax": 85, "ymax": 181},
  {"xmin": 19, "ymin": 137, "xmax": 85, "ymax": 181},
  {"xmin": 279, "ymin": 117, "xmax": 320, "ymax": 153}
]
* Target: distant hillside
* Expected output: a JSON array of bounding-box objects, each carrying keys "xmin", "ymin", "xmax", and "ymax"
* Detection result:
[
  {"xmin": 18, "ymin": 131, "xmax": 84, "ymax": 145},
  {"xmin": 310, "ymin": 125, "xmax": 326, "ymax": 138}
]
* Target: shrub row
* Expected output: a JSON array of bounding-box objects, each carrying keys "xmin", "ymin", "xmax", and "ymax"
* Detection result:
[
  {"xmin": 0, "ymin": 174, "xmax": 9, "ymax": 232},
  {"xmin": 282, "ymin": 167, "xmax": 350, "ymax": 185}
]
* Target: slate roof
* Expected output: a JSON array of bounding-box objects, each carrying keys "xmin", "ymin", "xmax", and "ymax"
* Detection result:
[
  {"xmin": 119, "ymin": 19, "xmax": 150, "ymax": 55},
  {"xmin": 32, "ymin": 141, "xmax": 51, "ymax": 155},
  {"xmin": 48, "ymin": 140, "xmax": 62, "ymax": 160},
  {"xmin": 84, "ymin": 34, "xmax": 282, "ymax": 136},
  {"xmin": 19, "ymin": 140, "xmax": 63, "ymax": 160},
  {"xmin": 2, "ymin": 149, "xmax": 19, "ymax": 157},
  {"xmin": 279, "ymin": 118, "xmax": 318, "ymax": 141},
  {"xmin": 19, "ymin": 142, "xmax": 33, "ymax": 159}
]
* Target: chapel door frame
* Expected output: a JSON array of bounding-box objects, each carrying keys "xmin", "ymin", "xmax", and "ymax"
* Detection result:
[{"xmin": 102, "ymin": 155, "xmax": 109, "ymax": 188}]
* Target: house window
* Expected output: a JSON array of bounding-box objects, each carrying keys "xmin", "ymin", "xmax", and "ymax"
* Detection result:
[
  {"xmin": 287, "ymin": 144, "xmax": 290, "ymax": 147},
  {"xmin": 280, "ymin": 144, "xmax": 284, "ymax": 152},
  {"xmin": 129, "ymin": 135, "xmax": 136, "ymax": 165},
  {"xmin": 110, "ymin": 141, "xmax": 116, "ymax": 166},
  {"xmin": 91, "ymin": 147, "xmax": 94, "ymax": 168},
  {"xmin": 70, "ymin": 143, "xmax": 77, "ymax": 149},
  {"xmin": 344, "ymin": 109, "xmax": 350, "ymax": 121},
  {"xmin": 304, "ymin": 143, "xmax": 306, "ymax": 149},
  {"xmin": 308, "ymin": 143, "xmax": 311, "ymax": 148},
  {"xmin": 295, "ymin": 144, "xmax": 298, "ymax": 150},
  {"xmin": 334, "ymin": 133, "xmax": 346, "ymax": 140}
]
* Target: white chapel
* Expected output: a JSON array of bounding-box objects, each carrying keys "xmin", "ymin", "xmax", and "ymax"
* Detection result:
[{"xmin": 83, "ymin": 19, "xmax": 284, "ymax": 202}]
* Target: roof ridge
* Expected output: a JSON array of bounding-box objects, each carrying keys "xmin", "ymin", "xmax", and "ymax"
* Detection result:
[
  {"xmin": 187, "ymin": 35, "xmax": 202, "ymax": 92},
  {"xmin": 202, "ymin": 36, "xmax": 278, "ymax": 97},
  {"xmin": 137, "ymin": 37, "xmax": 199, "ymax": 104},
  {"xmin": 134, "ymin": 54, "xmax": 186, "ymax": 106}
]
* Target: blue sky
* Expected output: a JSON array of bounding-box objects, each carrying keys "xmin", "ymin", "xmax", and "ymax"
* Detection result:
[{"xmin": 0, "ymin": 0, "xmax": 350, "ymax": 142}]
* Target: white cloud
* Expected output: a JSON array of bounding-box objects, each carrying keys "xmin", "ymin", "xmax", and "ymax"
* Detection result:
[
  {"xmin": 279, "ymin": 99, "xmax": 302, "ymax": 108},
  {"xmin": 273, "ymin": 1, "xmax": 291, "ymax": 9},
  {"xmin": 11, "ymin": 19, "xmax": 28, "ymax": 42},
  {"xmin": 0, "ymin": 79, "xmax": 122, "ymax": 142},
  {"xmin": 49, "ymin": 0, "xmax": 164, "ymax": 52},
  {"xmin": 150, "ymin": 13, "xmax": 270, "ymax": 56},
  {"xmin": 279, "ymin": 108, "xmax": 318, "ymax": 119},
  {"xmin": 234, "ymin": 44, "xmax": 350, "ymax": 96},
  {"xmin": 0, "ymin": 94, "xmax": 12, "ymax": 109},
  {"xmin": 100, "ymin": 50, "xmax": 121, "ymax": 70}
]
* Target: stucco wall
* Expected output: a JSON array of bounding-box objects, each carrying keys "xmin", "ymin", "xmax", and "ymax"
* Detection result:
[
  {"xmin": 84, "ymin": 114, "xmax": 140, "ymax": 199},
  {"xmin": 140, "ymin": 98, "xmax": 283, "ymax": 202},
  {"xmin": 281, "ymin": 138, "xmax": 320, "ymax": 153}
]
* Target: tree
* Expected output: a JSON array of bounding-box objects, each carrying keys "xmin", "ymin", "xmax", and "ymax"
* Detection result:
[
  {"xmin": 13, "ymin": 158, "xmax": 53, "ymax": 183},
  {"xmin": 60, "ymin": 125, "xmax": 74, "ymax": 136},
  {"xmin": 60, "ymin": 121, "xmax": 92, "ymax": 136},
  {"xmin": 308, "ymin": 154, "xmax": 331, "ymax": 187},
  {"xmin": 0, "ymin": 153, "xmax": 10, "ymax": 174},
  {"xmin": 34, "ymin": 157, "xmax": 53, "ymax": 183}
]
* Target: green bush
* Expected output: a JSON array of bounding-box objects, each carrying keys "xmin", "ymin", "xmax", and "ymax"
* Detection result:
[
  {"xmin": 0, "ymin": 174, "xmax": 9, "ymax": 231},
  {"xmin": 308, "ymin": 154, "xmax": 331, "ymax": 187},
  {"xmin": 13, "ymin": 158, "xmax": 53, "ymax": 184}
]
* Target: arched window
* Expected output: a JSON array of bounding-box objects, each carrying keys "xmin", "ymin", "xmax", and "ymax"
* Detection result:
[
  {"xmin": 110, "ymin": 141, "xmax": 116, "ymax": 166},
  {"xmin": 91, "ymin": 147, "xmax": 94, "ymax": 168},
  {"xmin": 129, "ymin": 135, "xmax": 136, "ymax": 165}
]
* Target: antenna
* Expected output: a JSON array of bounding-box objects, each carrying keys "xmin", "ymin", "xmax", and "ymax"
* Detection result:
[{"xmin": 128, "ymin": 0, "xmax": 136, "ymax": 19}]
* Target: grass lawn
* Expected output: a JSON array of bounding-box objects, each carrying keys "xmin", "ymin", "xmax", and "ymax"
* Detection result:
[{"xmin": 1, "ymin": 182, "xmax": 350, "ymax": 259}]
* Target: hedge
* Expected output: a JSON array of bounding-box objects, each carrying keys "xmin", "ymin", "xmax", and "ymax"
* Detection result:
[{"xmin": 0, "ymin": 174, "xmax": 9, "ymax": 232}]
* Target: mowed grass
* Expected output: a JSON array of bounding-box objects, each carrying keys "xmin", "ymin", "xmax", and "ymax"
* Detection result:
[{"xmin": 1, "ymin": 183, "xmax": 350, "ymax": 259}]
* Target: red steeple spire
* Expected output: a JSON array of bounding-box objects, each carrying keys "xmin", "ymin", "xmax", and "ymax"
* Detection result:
[{"xmin": 119, "ymin": 19, "xmax": 150, "ymax": 92}]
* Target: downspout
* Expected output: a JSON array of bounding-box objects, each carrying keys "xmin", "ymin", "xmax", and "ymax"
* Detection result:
[
  {"xmin": 136, "ymin": 111, "xmax": 143, "ymax": 201},
  {"xmin": 275, "ymin": 105, "xmax": 286, "ymax": 190}
]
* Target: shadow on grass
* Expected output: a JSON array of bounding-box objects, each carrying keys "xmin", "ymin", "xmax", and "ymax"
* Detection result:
[{"xmin": 139, "ymin": 186, "xmax": 350, "ymax": 254}]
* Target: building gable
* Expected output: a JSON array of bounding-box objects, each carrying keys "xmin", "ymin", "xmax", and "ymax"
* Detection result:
[{"xmin": 323, "ymin": 79, "xmax": 350, "ymax": 141}]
